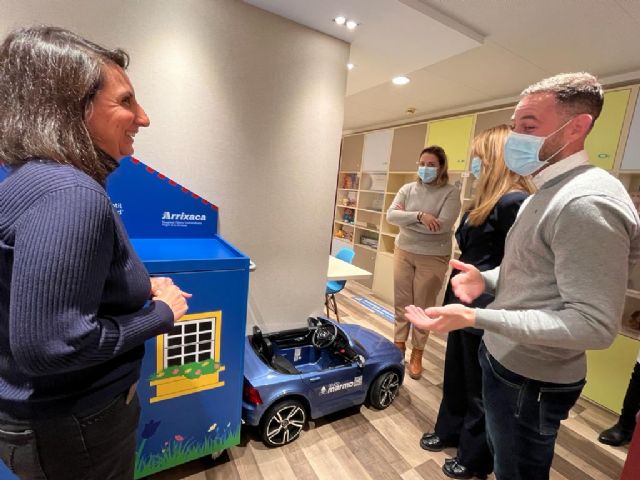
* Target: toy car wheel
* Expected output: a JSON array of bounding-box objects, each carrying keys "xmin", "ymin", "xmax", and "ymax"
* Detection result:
[
  {"xmin": 368, "ymin": 371, "xmax": 401, "ymax": 409},
  {"xmin": 260, "ymin": 399, "xmax": 307, "ymax": 447}
]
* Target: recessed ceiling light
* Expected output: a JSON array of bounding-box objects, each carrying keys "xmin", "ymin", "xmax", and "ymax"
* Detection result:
[
  {"xmin": 392, "ymin": 76, "xmax": 410, "ymax": 85},
  {"xmin": 347, "ymin": 63, "xmax": 355, "ymax": 70},
  {"xmin": 346, "ymin": 20, "xmax": 358, "ymax": 30},
  {"xmin": 334, "ymin": 16, "xmax": 346, "ymax": 25}
]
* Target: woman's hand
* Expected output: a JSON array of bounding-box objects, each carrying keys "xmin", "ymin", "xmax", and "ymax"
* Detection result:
[
  {"xmin": 450, "ymin": 259, "xmax": 485, "ymax": 303},
  {"xmin": 420, "ymin": 212, "xmax": 441, "ymax": 232},
  {"xmin": 152, "ymin": 281, "xmax": 192, "ymax": 322},
  {"xmin": 150, "ymin": 277, "xmax": 173, "ymax": 296}
]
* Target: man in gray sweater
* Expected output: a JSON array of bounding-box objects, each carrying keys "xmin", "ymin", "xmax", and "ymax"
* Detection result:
[{"xmin": 405, "ymin": 73, "xmax": 640, "ymax": 480}]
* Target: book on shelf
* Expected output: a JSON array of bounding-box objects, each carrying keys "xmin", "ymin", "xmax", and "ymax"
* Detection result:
[
  {"xmin": 360, "ymin": 235, "xmax": 378, "ymax": 249},
  {"xmin": 354, "ymin": 220, "xmax": 379, "ymax": 230},
  {"xmin": 342, "ymin": 173, "xmax": 359, "ymax": 190}
]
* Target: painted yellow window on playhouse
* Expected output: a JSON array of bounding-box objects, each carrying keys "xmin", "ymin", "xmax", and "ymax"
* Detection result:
[{"xmin": 149, "ymin": 311, "xmax": 225, "ymax": 403}]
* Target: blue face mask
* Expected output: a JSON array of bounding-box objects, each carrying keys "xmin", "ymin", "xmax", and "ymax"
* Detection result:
[
  {"xmin": 504, "ymin": 118, "xmax": 573, "ymax": 176},
  {"xmin": 418, "ymin": 166, "xmax": 438, "ymax": 183},
  {"xmin": 470, "ymin": 157, "xmax": 482, "ymax": 179}
]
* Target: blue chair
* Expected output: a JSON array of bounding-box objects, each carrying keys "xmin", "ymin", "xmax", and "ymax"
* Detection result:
[{"xmin": 325, "ymin": 248, "xmax": 355, "ymax": 322}]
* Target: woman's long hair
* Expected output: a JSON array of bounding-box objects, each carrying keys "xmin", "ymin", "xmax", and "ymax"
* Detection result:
[
  {"xmin": 0, "ymin": 26, "xmax": 129, "ymax": 184},
  {"xmin": 467, "ymin": 125, "xmax": 535, "ymax": 226}
]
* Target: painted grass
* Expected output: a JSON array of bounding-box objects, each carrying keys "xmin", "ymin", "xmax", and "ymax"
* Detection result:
[{"xmin": 134, "ymin": 428, "xmax": 240, "ymax": 478}]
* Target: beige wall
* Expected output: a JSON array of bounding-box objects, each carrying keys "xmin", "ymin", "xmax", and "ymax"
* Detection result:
[{"xmin": 1, "ymin": 0, "xmax": 349, "ymax": 332}]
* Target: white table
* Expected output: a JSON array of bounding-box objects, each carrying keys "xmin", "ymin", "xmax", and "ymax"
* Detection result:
[{"xmin": 327, "ymin": 255, "xmax": 372, "ymax": 281}]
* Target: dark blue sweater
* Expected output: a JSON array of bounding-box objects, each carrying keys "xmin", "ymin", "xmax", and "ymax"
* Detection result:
[{"xmin": 0, "ymin": 161, "xmax": 174, "ymax": 419}]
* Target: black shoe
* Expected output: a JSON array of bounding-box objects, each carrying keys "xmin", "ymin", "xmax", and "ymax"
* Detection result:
[
  {"xmin": 442, "ymin": 457, "xmax": 488, "ymax": 480},
  {"xmin": 420, "ymin": 432, "xmax": 456, "ymax": 452},
  {"xmin": 598, "ymin": 423, "xmax": 633, "ymax": 446}
]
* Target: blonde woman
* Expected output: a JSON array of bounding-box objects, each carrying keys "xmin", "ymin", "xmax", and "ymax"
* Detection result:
[
  {"xmin": 387, "ymin": 145, "xmax": 461, "ymax": 379},
  {"xmin": 419, "ymin": 125, "xmax": 534, "ymax": 479}
]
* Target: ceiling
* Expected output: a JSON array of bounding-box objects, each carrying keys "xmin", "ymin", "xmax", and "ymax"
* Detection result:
[{"xmin": 244, "ymin": 0, "xmax": 640, "ymax": 132}]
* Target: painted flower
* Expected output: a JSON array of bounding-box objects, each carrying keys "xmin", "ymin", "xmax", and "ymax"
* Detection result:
[
  {"xmin": 195, "ymin": 369, "xmax": 201, "ymax": 375},
  {"xmin": 174, "ymin": 434, "xmax": 184, "ymax": 442},
  {"xmin": 172, "ymin": 368, "xmax": 180, "ymax": 375},
  {"xmin": 141, "ymin": 419, "xmax": 161, "ymax": 439}
]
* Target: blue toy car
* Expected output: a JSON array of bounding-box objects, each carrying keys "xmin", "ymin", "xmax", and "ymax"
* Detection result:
[{"xmin": 242, "ymin": 316, "xmax": 404, "ymax": 447}]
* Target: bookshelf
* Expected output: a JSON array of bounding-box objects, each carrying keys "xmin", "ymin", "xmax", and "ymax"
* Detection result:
[{"xmin": 334, "ymin": 118, "xmax": 477, "ymax": 296}]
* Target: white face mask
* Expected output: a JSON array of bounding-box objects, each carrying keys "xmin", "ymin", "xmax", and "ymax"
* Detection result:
[
  {"xmin": 418, "ymin": 166, "xmax": 438, "ymax": 183},
  {"xmin": 504, "ymin": 117, "xmax": 574, "ymax": 176},
  {"xmin": 470, "ymin": 157, "xmax": 482, "ymax": 179}
]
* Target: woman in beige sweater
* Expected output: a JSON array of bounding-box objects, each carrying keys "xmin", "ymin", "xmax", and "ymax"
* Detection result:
[{"xmin": 386, "ymin": 145, "xmax": 461, "ymax": 379}]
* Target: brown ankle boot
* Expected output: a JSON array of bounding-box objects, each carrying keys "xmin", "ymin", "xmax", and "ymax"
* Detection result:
[
  {"xmin": 394, "ymin": 341, "xmax": 406, "ymax": 356},
  {"xmin": 409, "ymin": 349, "xmax": 423, "ymax": 379}
]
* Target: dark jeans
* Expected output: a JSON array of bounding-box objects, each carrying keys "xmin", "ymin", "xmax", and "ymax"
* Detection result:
[
  {"xmin": 0, "ymin": 392, "xmax": 140, "ymax": 480},
  {"xmin": 620, "ymin": 362, "xmax": 640, "ymax": 432},
  {"xmin": 435, "ymin": 330, "xmax": 492, "ymax": 475},
  {"xmin": 479, "ymin": 343, "xmax": 584, "ymax": 480}
]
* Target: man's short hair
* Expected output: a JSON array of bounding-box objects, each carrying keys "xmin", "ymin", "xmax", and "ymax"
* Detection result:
[{"xmin": 522, "ymin": 72, "xmax": 604, "ymax": 126}]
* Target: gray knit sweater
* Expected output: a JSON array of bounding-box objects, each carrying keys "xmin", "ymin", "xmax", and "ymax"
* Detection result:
[
  {"xmin": 387, "ymin": 181, "xmax": 461, "ymax": 256},
  {"xmin": 476, "ymin": 165, "xmax": 640, "ymax": 383}
]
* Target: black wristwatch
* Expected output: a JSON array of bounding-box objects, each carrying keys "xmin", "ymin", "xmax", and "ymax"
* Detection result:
[{"xmin": 417, "ymin": 212, "xmax": 423, "ymax": 222}]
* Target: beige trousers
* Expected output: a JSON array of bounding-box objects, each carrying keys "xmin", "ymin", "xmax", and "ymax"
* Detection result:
[{"xmin": 393, "ymin": 248, "xmax": 450, "ymax": 349}]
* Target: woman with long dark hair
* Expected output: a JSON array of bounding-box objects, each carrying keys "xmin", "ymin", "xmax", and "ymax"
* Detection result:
[{"xmin": 0, "ymin": 26, "xmax": 189, "ymax": 479}]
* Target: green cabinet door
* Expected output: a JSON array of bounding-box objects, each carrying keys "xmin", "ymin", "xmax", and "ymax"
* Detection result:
[
  {"xmin": 585, "ymin": 89, "xmax": 631, "ymax": 170},
  {"xmin": 425, "ymin": 115, "xmax": 475, "ymax": 172},
  {"xmin": 583, "ymin": 333, "xmax": 638, "ymax": 413}
]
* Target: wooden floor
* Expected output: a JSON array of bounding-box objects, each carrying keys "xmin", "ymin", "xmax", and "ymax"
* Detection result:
[{"xmin": 148, "ymin": 283, "xmax": 628, "ymax": 480}]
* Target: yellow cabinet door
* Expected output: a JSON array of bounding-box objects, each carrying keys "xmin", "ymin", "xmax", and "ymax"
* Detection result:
[
  {"xmin": 585, "ymin": 89, "xmax": 631, "ymax": 170},
  {"xmin": 583, "ymin": 333, "xmax": 638, "ymax": 413},
  {"xmin": 425, "ymin": 115, "xmax": 475, "ymax": 172}
]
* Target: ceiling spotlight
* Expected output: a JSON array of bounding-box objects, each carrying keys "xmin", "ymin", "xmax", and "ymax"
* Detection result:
[
  {"xmin": 346, "ymin": 20, "xmax": 358, "ymax": 30},
  {"xmin": 347, "ymin": 63, "xmax": 355, "ymax": 70},
  {"xmin": 334, "ymin": 16, "xmax": 346, "ymax": 25},
  {"xmin": 392, "ymin": 76, "xmax": 410, "ymax": 85}
]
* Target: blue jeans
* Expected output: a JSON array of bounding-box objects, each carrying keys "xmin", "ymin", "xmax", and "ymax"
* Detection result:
[
  {"xmin": 0, "ymin": 392, "xmax": 140, "ymax": 480},
  {"xmin": 479, "ymin": 342, "xmax": 585, "ymax": 480}
]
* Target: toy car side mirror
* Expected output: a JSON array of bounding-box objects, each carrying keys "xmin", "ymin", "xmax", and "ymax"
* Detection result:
[{"xmin": 355, "ymin": 355, "xmax": 365, "ymax": 369}]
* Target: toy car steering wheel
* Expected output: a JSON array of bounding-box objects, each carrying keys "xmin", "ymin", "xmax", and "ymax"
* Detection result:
[{"xmin": 312, "ymin": 322, "xmax": 338, "ymax": 349}]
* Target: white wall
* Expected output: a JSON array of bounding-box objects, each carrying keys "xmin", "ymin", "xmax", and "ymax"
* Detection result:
[{"xmin": 1, "ymin": 0, "xmax": 349, "ymax": 332}]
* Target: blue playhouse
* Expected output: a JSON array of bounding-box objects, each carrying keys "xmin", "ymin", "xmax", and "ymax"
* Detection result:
[{"xmin": 0, "ymin": 158, "xmax": 250, "ymax": 479}]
